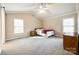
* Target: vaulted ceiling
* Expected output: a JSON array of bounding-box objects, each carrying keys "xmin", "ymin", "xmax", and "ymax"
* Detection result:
[
  {"xmin": 3, "ymin": 3, "xmax": 40, "ymax": 12},
  {"xmin": 0, "ymin": 3, "xmax": 78, "ymax": 19}
]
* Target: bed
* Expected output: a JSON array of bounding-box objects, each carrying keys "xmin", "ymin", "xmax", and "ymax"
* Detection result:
[{"xmin": 35, "ymin": 28, "xmax": 55, "ymax": 37}]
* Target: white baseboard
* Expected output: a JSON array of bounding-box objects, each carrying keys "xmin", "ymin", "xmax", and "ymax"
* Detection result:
[
  {"xmin": 55, "ymin": 35, "xmax": 63, "ymax": 38},
  {"xmin": 6, "ymin": 36, "xmax": 29, "ymax": 41}
]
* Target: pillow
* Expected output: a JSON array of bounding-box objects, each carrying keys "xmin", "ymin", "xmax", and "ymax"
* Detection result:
[{"xmin": 36, "ymin": 29, "xmax": 43, "ymax": 35}]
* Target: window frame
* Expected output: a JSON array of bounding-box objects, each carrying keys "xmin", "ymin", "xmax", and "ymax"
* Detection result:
[
  {"xmin": 14, "ymin": 18, "xmax": 24, "ymax": 34},
  {"xmin": 63, "ymin": 17, "xmax": 75, "ymax": 35}
]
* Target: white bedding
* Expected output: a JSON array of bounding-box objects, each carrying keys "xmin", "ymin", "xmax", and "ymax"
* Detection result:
[{"xmin": 36, "ymin": 29, "xmax": 54, "ymax": 37}]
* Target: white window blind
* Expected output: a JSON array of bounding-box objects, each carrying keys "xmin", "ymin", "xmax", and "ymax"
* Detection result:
[
  {"xmin": 14, "ymin": 19, "xmax": 24, "ymax": 33},
  {"xmin": 63, "ymin": 17, "xmax": 74, "ymax": 35}
]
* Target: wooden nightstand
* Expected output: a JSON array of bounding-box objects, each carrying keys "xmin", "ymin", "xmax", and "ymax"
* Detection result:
[{"xmin": 30, "ymin": 31, "xmax": 37, "ymax": 36}]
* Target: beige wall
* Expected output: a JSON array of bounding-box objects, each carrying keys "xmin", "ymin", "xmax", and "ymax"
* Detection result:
[
  {"xmin": 43, "ymin": 13, "xmax": 77, "ymax": 37},
  {"xmin": 78, "ymin": 12, "xmax": 79, "ymax": 33},
  {"xmin": 0, "ymin": 8, "xmax": 2, "ymax": 43},
  {"xmin": 5, "ymin": 13, "xmax": 42, "ymax": 40},
  {"xmin": 5, "ymin": 13, "xmax": 78, "ymax": 40}
]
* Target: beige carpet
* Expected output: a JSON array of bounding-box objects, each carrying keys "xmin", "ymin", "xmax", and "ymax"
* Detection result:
[{"xmin": 1, "ymin": 36, "xmax": 74, "ymax": 55}]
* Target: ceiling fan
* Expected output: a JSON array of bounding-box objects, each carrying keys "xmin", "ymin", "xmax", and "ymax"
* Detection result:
[
  {"xmin": 32, "ymin": 3, "xmax": 52, "ymax": 19},
  {"xmin": 34, "ymin": 3, "xmax": 50, "ymax": 14},
  {"xmin": 39, "ymin": 3, "xmax": 47, "ymax": 9}
]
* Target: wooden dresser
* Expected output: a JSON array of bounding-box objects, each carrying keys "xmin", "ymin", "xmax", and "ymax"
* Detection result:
[
  {"xmin": 63, "ymin": 34, "xmax": 77, "ymax": 54},
  {"xmin": 77, "ymin": 34, "xmax": 79, "ymax": 54}
]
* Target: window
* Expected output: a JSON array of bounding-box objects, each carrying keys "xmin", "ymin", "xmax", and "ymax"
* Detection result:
[
  {"xmin": 14, "ymin": 19, "xmax": 24, "ymax": 33},
  {"xmin": 63, "ymin": 17, "xmax": 74, "ymax": 35}
]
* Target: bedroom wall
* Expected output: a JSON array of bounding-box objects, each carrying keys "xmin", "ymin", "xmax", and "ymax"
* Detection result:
[
  {"xmin": 77, "ymin": 12, "xmax": 79, "ymax": 34},
  {"xmin": 43, "ymin": 13, "xmax": 77, "ymax": 37},
  {"xmin": 76, "ymin": 4, "xmax": 79, "ymax": 34},
  {"xmin": 78, "ymin": 13, "xmax": 79, "ymax": 34},
  {"xmin": 5, "ymin": 13, "xmax": 42, "ymax": 40},
  {"xmin": 0, "ymin": 7, "xmax": 2, "ymax": 43},
  {"xmin": 5, "ymin": 13, "xmax": 78, "ymax": 40}
]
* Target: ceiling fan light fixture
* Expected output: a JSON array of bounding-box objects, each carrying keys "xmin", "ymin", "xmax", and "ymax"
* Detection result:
[
  {"xmin": 33, "ymin": 3, "xmax": 49, "ymax": 15},
  {"xmin": 39, "ymin": 3, "xmax": 47, "ymax": 9}
]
